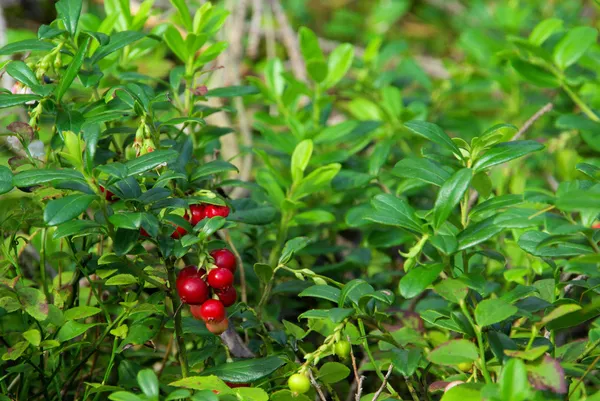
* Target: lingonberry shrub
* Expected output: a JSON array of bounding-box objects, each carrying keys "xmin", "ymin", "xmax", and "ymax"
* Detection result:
[{"xmin": 1, "ymin": 1, "xmax": 599, "ymax": 401}]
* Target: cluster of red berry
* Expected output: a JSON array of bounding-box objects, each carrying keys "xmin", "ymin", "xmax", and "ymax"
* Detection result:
[
  {"xmin": 171, "ymin": 203, "xmax": 230, "ymax": 239},
  {"xmin": 176, "ymin": 247, "xmax": 237, "ymax": 334}
]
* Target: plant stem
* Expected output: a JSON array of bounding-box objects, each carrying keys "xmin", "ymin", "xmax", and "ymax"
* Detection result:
[
  {"xmin": 460, "ymin": 301, "xmax": 492, "ymax": 383},
  {"xmin": 40, "ymin": 228, "xmax": 50, "ymax": 301},
  {"xmin": 404, "ymin": 376, "xmax": 420, "ymax": 401},
  {"xmin": 357, "ymin": 319, "xmax": 398, "ymax": 396},
  {"xmin": 167, "ymin": 259, "xmax": 189, "ymax": 378},
  {"xmin": 562, "ymin": 85, "xmax": 600, "ymax": 122}
]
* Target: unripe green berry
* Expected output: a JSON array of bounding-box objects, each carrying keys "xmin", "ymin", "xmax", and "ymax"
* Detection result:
[
  {"xmin": 288, "ymin": 373, "xmax": 311, "ymax": 394},
  {"xmin": 334, "ymin": 340, "xmax": 351, "ymax": 359}
]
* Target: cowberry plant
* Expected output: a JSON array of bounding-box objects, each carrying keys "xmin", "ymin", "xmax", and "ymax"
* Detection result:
[{"xmin": 1, "ymin": 1, "xmax": 600, "ymax": 401}]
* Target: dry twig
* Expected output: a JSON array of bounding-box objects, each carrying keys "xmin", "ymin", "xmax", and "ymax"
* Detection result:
[
  {"xmin": 269, "ymin": 0, "xmax": 306, "ymax": 81},
  {"xmin": 371, "ymin": 364, "xmax": 394, "ymax": 401},
  {"xmin": 349, "ymin": 336, "xmax": 366, "ymax": 401},
  {"xmin": 513, "ymin": 102, "xmax": 553, "ymax": 140},
  {"xmin": 308, "ymin": 369, "xmax": 328, "ymax": 401}
]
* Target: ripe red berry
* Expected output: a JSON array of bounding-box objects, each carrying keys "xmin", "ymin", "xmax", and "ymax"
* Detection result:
[
  {"xmin": 226, "ymin": 382, "xmax": 249, "ymax": 388},
  {"xmin": 211, "ymin": 249, "xmax": 236, "ymax": 273},
  {"xmin": 198, "ymin": 299, "xmax": 226, "ymax": 322},
  {"xmin": 190, "ymin": 204, "xmax": 206, "ymax": 226},
  {"xmin": 100, "ymin": 186, "xmax": 117, "ymax": 202},
  {"xmin": 178, "ymin": 265, "xmax": 205, "ymax": 280},
  {"xmin": 176, "ymin": 268, "xmax": 209, "ymax": 305},
  {"xmin": 593, "ymin": 223, "xmax": 600, "ymax": 229},
  {"xmin": 205, "ymin": 317, "xmax": 228, "ymax": 335},
  {"xmin": 140, "ymin": 227, "xmax": 149, "ymax": 237},
  {"xmin": 207, "ymin": 268, "xmax": 234, "ymax": 289},
  {"xmin": 216, "ymin": 286, "xmax": 237, "ymax": 307},
  {"xmin": 204, "ymin": 204, "xmax": 230, "ymax": 218}
]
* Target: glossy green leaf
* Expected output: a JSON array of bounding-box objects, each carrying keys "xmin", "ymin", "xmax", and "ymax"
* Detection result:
[
  {"xmin": 433, "ymin": 168, "xmax": 472, "ymax": 229},
  {"xmin": 137, "ymin": 369, "xmax": 159, "ymax": 399},
  {"xmin": 56, "ymin": 0, "xmax": 83, "ymax": 36},
  {"xmin": 529, "ymin": 18, "xmax": 563, "ymax": 46},
  {"xmin": 204, "ymin": 86, "xmax": 259, "ymax": 97},
  {"xmin": 428, "ymin": 339, "xmax": 479, "ymax": 365},
  {"xmin": 553, "ymin": 26, "xmax": 598, "ymax": 70},
  {"xmin": 392, "ymin": 157, "xmax": 451, "ymax": 186},
  {"xmin": 13, "ymin": 168, "xmax": 86, "ymax": 187},
  {"xmin": 298, "ymin": 285, "xmax": 341, "ymax": 303},
  {"xmin": 475, "ymin": 298, "xmax": 518, "ymax": 326},
  {"xmin": 200, "ymin": 357, "xmax": 285, "ymax": 383},
  {"xmin": 404, "ymin": 121, "xmax": 460, "ymax": 154},
  {"xmin": 292, "ymin": 163, "xmax": 341, "ymax": 200},
  {"xmin": 57, "ymin": 320, "xmax": 100, "ymax": 342},
  {"xmin": 324, "ymin": 43, "xmax": 354, "ymax": 88},
  {"xmin": 125, "ymin": 150, "xmax": 178, "ymax": 176},
  {"xmin": 434, "ymin": 279, "xmax": 469, "ymax": 303},
  {"xmin": 44, "ymin": 194, "xmax": 96, "ymax": 226},
  {"xmin": 92, "ymin": 31, "xmax": 146, "ymax": 62},
  {"xmin": 56, "ymin": 37, "xmax": 90, "ymax": 102},
  {"xmin": 0, "ymin": 39, "xmax": 54, "ymax": 56},
  {"xmin": 399, "ymin": 263, "xmax": 443, "ymax": 299},
  {"xmin": 291, "ymin": 139, "xmax": 313, "ymax": 182},
  {"xmin": 367, "ymin": 193, "xmax": 423, "ymax": 233},
  {"xmin": 511, "ymin": 60, "xmax": 560, "ymax": 88},
  {"xmin": 0, "ymin": 94, "xmax": 41, "ymax": 109},
  {"xmin": 392, "ymin": 348, "xmax": 422, "ymax": 376},
  {"xmin": 0, "ymin": 166, "xmax": 13, "ymax": 195},
  {"xmin": 22, "ymin": 329, "xmax": 41, "ymax": 346},
  {"xmin": 473, "ymin": 141, "xmax": 544, "ymax": 172},
  {"xmin": 63, "ymin": 306, "xmax": 102, "ymax": 321},
  {"xmin": 317, "ymin": 362, "xmax": 350, "ymax": 384}
]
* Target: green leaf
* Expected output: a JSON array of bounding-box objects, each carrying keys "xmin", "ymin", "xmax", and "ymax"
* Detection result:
[
  {"xmin": 92, "ymin": 31, "xmax": 146, "ymax": 62},
  {"xmin": 391, "ymin": 157, "xmax": 451, "ymax": 187},
  {"xmin": 428, "ymin": 339, "xmax": 479, "ymax": 366},
  {"xmin": 313, "ymin": 121, "xmax": 359, "ymax": 145},
  {"xmin": 17, "ymin": 287, "xmax": 48, "ymax": 321},
  {"xmin": 457, "ymin": 216, "xmax": 503, "ymax": 251},
  {"xmin": 5, "ymin": 61, "xmax": 45, "ymax": 94},
  {"xmin": 265, "ymin": 58, "xmax": 285, "ymax": 97},
  {"xmin": 190, "ymin": 160, "xmax": 238, "ymax": 182},
  {"xmin": 44, "ymin": 194, "xmax": 96, "ymax": 226},
  {"xmin": 292, "ymin": 163, "xmax": 341, "ymax": 200},
  {"xmin": 253, "ymin": 263, "xmax": 273, "ymax": 285},
  {"xmin": 164, "ymin": 26, "xmax": 187, "ymax": 63},
  {"xmin": 205, "ymin": 86, "xmax": 260, "ymax": 97},
  {"xmin": 54, "ymin": 220, "xmax": 104, "ymax": 239},
  {"xmin": 109, "ymin": 392, "xmax": 143, "ymax": 401},
  {"xmin": 63, "ymin": 306, "xmax": 102, "ymax": 321},
  {"xmin": 106, "ymin": 274, "xmax": 139, "ymax": 286},
  {"xmin": 22, "ymin": 329, "xmax": 41, "ymax": 346},
  {"xmin": 434, "ymin": 279, "xmax": 469, "ymax": 303},
  {"xmin": 553, "ymin": 27, "xmax": 598, "ymax": 70},
  {"xmin": 13, "ymin": 168, "xmax": 85, "ymax": 187},
  {"xmin": 291, "ymin": 139, "xmax": 313, "ymax": 182},
  {"xmin": 56, "ymin": 0, "xmax": 83, "ymax": 36},
  {"xmin": 56, "ymin": 37, "xmax": 90, "ymax": 102},
  {"xmin": 228, "ymin": 200, "xmax": 276, "ymax": 225},
  {"xmin": 518, "ymin": 231, "xmax": 594, "ymax": 257},
  {"xmin": 339, "ymin": 279, "xmax": 374, "ymax": 307},
  {"xmin": 540, "ymin": 304, "xmax": 581, "ymax": 326},
  {"xmin": 279, "ymin": 237, "xmax": 311, "ymax": 265},
  {"xmin": 169, "ymin": 376, "xmax": 232, "ymax": 394},
  {"xmin": 391, "ymin": 348, "xmax": 422, "ymax": 376},
  {"xmin": 526, "ymin": 356, "xmax": 567, "ymax": 394},
  {"xmin": 0, "ymin": 166, "xmax": 14, "ymax": 195},
  {"xmin": 529, "ymin": 18, "xmax": 563, "ymax": 46},
  {"xmin": 404, "ymin": 121, "xmax": 460, "ymax": 155},
  {"xmin": 399, "ymin": 264, "xmax": 443, "ymax": 299},
  {"xmin": 473, "ymin": 141, "xmax": 544, "ymax": 172},
  {"xmin": 125, "ymin": 150, "xmax": 178, "ymax": 176},
  {"xmin": 367, "ymin": 193, "xmax": 423, "ymax": 233},
  {"xmin": 299, "ymin": 27, "xmax": 324, "ymax": 62},
  {"xmin": 299, "ymin": 308, "xmax": 354, "ymax": 323},
  {"xmin": 0, "ymin": 93, "xmax": 41, "ymax": 109},
  {"xmin": 57, "ymin": 320, "xmax": 100, "ymax": 342},
  {"xmin": 556, "ymin": 190, "xmax": 600, "ymax": 211},
  {"xmin": 504, "ymin": 346, "xmax": 549, "ymax": 361},
  {"xmin": 169, "ymin": 0, "xmax": 192, "ymax": 31},
  {"xmin": 324, "ymin": 43, "xmax": 354, "ymax": 88},
  {"xmin": 511, "ymin": 60, "xmax": 560, "ymax": 88},
  {"xmin": 298, "ymin": 285, "xmax": 341, "ymax": 303},
  {"xmin": 433, "ymin": 168, "xmax": 472, "ymax": 229},
  {"xmin": 469, "ymin": 194, "xmax": 523, "ymax": 218},
  {"xmin": 317, "ymin": 362, "xmax": 350, "ymax": 384},
  {"xmin": 2, "ymin": 341, "xmax": 29, "ymax": 361},
  {"xmin": 440, "ymin": 384, "xmax": 483, "ymax": 401},
  {"xmin": 109, "ymin": 213, "xmax": 144, "ymax": 230},
  {"xmin": 0, "ymin": 39, "xmax": 54, "ymax": 56},
  {"xmin": 475, "ymin": 299, "xmax": 518, "ymax": 326},
  {"xmin": 137, "ymin": 369, "xmax": 159, "ymax": 399},
  {"xmin": 200, "ymin": 357, "xmax": 286, "ymax": 383}
]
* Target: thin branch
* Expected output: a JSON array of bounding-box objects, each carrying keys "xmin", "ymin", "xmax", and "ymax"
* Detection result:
[
  {"xmin": 220, "ymin": 325, "xmax": 255, "ymax": 358},
  {"xmin": 308, "ymin": 369, "xmax": 328, "ymax": 401},
  {"xmin": 269, "ymin": 0, "xmax": 306, "ymax": 81},
  {"xmin": 371, "ymin": 364, "xmax": 394, "ymax": 401},
  {"xmin": 247, "ymin": 0, "xmax": 264, "ymax": 58},
  {"xmin": 513, "ymin": 102, "xmax": 553, "ymax": 140},
  {"xmin": 348, "ymin": 336, "xmax": 366, "ymax": 401},
  {"xmin": 223, "ymin": 229, "xmax": 247, "ymax": 304}
]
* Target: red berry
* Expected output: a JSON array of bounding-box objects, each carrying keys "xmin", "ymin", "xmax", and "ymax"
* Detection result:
[
  {"xmin": 190, "ymin": 204, "xmax": 206, "ymax": 226},
  {"xmin": 205, "ymin": 204, "xmax": 230, "ymax": 218},
  {"xmin": 207, "ymin": 268, "xmax": 234, "ymax": 289},
  {"xmin": 100, "ymin": 186, "xmax": 117, "ymax": 202},
  {"xmin": 178, "ymin": 266, "xmax": 204, "ymax": 280},
  {"xmin": 199, "ymin": 299, "xmax": 226, "ymax": 322},
  {"xmin": 206, "ymin": 317, "xmax": 228, "ymax": 335},
  {"xmin": 216, "ymin": 286, "xmax": 237, "ymax": 307},
  {"xmin": 140, "ymin": 227, "xmax": 149, "ymax": 237},
  {"xmin": 176, "ymin": 268, "xmax": 209, "ymax": 305},
  {"xmin": 211, "ymin": 249, "xmax": 236, "ymax": 273},
  {"xmin": 593, "ymin": 223, "xmax": 600, "ymax": 229}
]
